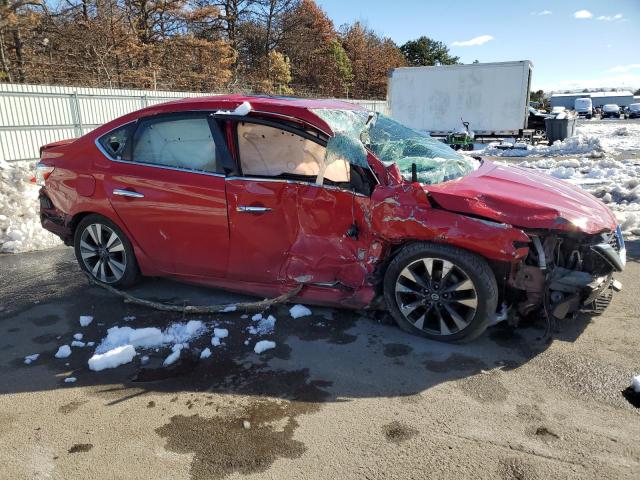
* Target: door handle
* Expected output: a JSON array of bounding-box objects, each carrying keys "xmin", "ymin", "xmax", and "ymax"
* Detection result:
[
  {"xmin": 113, "ymin": 188, "xmax": 144, "ymax": 199},
  {"xmin": 236, "ymin": 206, "xmax": 271, "ymax": 213}
]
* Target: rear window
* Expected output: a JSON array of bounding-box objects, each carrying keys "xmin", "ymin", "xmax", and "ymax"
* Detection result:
[{"xmin": 98, "ymin": 124, "xmax": 134, "ymax": 160}]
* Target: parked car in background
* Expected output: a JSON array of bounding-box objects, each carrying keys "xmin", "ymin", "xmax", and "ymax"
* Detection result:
[
  {"xmin": 624, "ymin": 103, "xmax": 640, "ymax": 119},
  {"xmin": 574, "ymin": 97, "xmax": 593, "ymax": 119},
  {"xmin": 35, "ymin": 95, "xmax": 625, "ymax": 343},
  {"xmin": 601, "ymin": 104, "xmax": 621, "ymax": 119}
]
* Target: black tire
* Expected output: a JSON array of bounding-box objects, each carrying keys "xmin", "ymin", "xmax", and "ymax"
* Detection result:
[
  {"xmin": 73, "ymin": 214, "xmax": 139, "ymax": 288},
  {"xmin": 383, "ymin": 242, "xmax": 498, "ymax": 342}
]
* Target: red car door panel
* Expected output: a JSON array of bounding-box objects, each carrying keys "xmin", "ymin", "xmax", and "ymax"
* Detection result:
[
  {"xmin": 281, "ymin": 185, "xmax": 374, "ymax": 289},
  {"xmin": 224, "ymin": 178, "xmax": 298, "ymax": 283},
  {"xmin": 103, "ymin": 163, "xmax": 229, "ymax": 277}
]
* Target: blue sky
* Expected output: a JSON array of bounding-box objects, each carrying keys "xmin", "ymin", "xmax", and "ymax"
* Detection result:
[{"xmin": 316, "ymin": 0, "xmax": 640, "ymax": 92}]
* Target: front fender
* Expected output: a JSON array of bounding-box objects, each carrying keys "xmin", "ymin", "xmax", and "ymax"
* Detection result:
[{"xmin": 371, "ymin": 184, "xmax": 529, "ymax": 263}]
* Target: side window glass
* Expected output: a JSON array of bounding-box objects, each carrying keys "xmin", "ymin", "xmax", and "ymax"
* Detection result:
[
  {"xmin": 237, "ymin": 122, "xmax": 349, "ymax": 183},
  {"xmin": 98, "ymin": 124, "xmax": 133, "ymax": 160},
  {"xmin": 132, "ymin": 116, "xmax": 217, "ymax": 173}
]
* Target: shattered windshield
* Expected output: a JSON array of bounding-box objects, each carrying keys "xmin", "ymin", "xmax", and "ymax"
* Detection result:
[{"xmin": 312, "ymin": 109, "xmax": 478, "ymax": 185}]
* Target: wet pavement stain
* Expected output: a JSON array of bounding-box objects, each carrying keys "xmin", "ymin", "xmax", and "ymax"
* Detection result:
[
  {"xmin": 156, "ymin": 399, "xmax": 312, "ymax": 480},
  {"xmin": 498, "ymin": 457, "xmax": 540, "ymax": 480},
  {"xmin": 383, "ymin": 421, "xmax": 418, "ymax": 444},
  {"xmin": 59, "ymin": 400, "xmax": 88, "ymax": 414},
  {"xmin": 383, "ymin": 343, "xmax": 413, "ymax": 358},
  {"xmin": 68, "ymin": 443, "xmax": 93, "ymax": 454},
  {"xmin": 30, "ymin": 315, "xmax": 60, "ymax": 327},
  {"xmin": 534, "ymin": 426, "xmax": 559, "ymax": 441}
]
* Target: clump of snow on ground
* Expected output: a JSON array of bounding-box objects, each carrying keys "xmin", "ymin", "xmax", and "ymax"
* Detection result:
[
  {"xmin": 213, "ymin": 328, "xmax": 228, "ymax": 339},
  {"xmin": 64, "ymin": 377, "xmax": 77, "ymax": 383},
  {"xmin": 289, "ymin": 304, "xmax": 312, "ymax": 319},
  {"xmin": 95, "ymin": 320, "xmax": 205, "ymax": 354},
  {"xmin": 88, "ymin": 345, "xmax": 137, "ymax": 371},
  {"xmin": 73, "ymin": 333, "xmax": 83, "ymax": 340},
  {"xmin": 200, "ymin": 348, "xmax": 212, "ymax": 359},
  {"xmin": 163, "ymin": 344, "xmax": 184, "ymax": 366},
  {"xmin": 0, "ymin": 160, "xmax": 62, "ymax": 253},
  {"xmin": 55, "ymin": 345, "xmax": 71, "ymax": 358},
  {"xmin": 71, "ymin": 340, "xmax": 85, "ymax": 348},
  {"xmin": 247, "ymin": 314, "xmax": 276, "ymax": 335},
  {"xmin": 211, "ymin": 336, "xmax": 221, "ymax": 347},
  {"xmin": 79, "ymin": 315, "xmax": 94, "ymax": 327},
  {"xmin": 254, "ymin": 340, "xmax": 276, "ymax": 354},
  {"xmin": 24, "ymin": 353, "xmax": 39, "ymax": 365}
]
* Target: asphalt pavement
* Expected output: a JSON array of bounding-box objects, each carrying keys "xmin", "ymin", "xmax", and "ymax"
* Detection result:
[{"xmin": 0, "ymin": 243, "xmax": 638, "ymax": 480}]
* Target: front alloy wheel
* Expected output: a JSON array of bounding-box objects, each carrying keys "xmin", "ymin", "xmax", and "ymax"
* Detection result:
[
  {"xmin": 74, "ymin": 214, "xmax": 139, "ymax": 287},
  {"xmin": 384, "ymin": 243, "xmax": 498, "ymax": 342},
  {"xmin": 395, "ymin": 258, "xmax": 478, "ymax": 336}
]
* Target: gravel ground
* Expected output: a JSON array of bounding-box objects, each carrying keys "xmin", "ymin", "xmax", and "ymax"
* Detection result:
[{"xmin": 0, "ymin": 242, "xmax": 638, "ymax": 480}]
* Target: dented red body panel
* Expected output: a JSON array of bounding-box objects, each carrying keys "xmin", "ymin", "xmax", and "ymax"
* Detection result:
[
  {"xmin": 38, "ymin": 94, "xmax": 617, "ymax": 310},
  {"xmin": 427, "ymin": 161, "xmax": 617, "ymax": 235}
]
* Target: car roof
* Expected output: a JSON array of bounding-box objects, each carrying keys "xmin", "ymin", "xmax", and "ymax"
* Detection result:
[{"xmin": 93, "ymin": 94, "xmax": 367, "ymax": 137}]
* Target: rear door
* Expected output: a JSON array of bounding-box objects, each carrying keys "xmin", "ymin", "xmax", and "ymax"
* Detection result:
[{"xmin": 98, "ymin": 112, "xmax": 232, "ymax": 277}]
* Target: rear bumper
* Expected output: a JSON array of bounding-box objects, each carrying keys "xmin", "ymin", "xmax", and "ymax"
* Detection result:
[{"xmin": 39, "ymin": 190, "xmax": 73, "ymax": 245}]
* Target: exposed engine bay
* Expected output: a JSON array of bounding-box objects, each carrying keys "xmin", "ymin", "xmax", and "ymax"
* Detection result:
[{"xmin": 506, "ymin": 226, "xmax": 626, "ymax": 334}]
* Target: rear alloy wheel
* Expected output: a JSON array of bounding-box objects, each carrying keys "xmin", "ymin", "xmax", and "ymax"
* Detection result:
[
  {"xmin": 384, "ymin": 243, "xmax": 498, "ymax": 342},
  {"xmin": 74, "ymin": 215, "xmax": 139, "ymax": 287}
]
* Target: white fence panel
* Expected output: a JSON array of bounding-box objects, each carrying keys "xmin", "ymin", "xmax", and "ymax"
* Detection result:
[{"xmin": 0, "ymin": 83, "xmax": 388, "ymax": 162}]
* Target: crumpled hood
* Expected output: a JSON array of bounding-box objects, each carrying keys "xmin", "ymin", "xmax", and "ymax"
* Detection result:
[{"xmin": 426, "ymin": 160, "xmax": 617, "ymax": 234}]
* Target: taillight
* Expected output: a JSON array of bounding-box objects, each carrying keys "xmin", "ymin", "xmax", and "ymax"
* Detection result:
[{"xmin": 34, "ymin": 162, "xmax": 55, "ymax": 186}]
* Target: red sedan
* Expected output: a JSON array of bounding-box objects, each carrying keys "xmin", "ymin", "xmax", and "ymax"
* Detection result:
[{"xmin": 36, "ymin": 95, "xmax": 625, "ymax": 342}]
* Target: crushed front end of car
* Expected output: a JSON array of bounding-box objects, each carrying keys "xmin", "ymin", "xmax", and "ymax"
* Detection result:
[{"xmin": 506, "ymin": 226, "xmax": 625, "ymax": 329}]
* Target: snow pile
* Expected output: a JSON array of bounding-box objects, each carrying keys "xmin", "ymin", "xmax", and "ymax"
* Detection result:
[
  {"xmin": 95, "ymin": 320, "xmax": 205, "ymax": 354},
  {"xmin": 289, "ymin": 304, "xmax": 312, "ymax": 319},
  {"xmin": 516, "ymin": 156, "xmax": 640, "ymax": 237},
  {"xmin": 200, "ymin": 348, "xmax": 212, "ymax": 359},
  {"xmin": 479, "ymin": 135, "xmax": 607, "ymax": 158},
  {"xmin": 71, "ymin": 340, "xmax": 85, "ymax": 348},
  {"xmin": 0, "ymin": 160, "xmax": 61, "ymax": 253},
  {"xmin": 88, "ymin": 345, "xmax": 137, "ymax": 371},
  {"xmin": 254, "ymin": 340, "xmax": 276, "ymax": 354},
  {"xmin": 576, "ymin": 122, "xmax": 640, "ymax": 151},
  {"xmin": 79, "ymin": 315, "xmax": 94, "ymax": 327}
]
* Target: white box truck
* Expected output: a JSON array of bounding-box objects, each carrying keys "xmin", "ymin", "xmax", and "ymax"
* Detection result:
[{"xmin": 388, "ymin": 61, "xmax": 533, "ymax": 136}]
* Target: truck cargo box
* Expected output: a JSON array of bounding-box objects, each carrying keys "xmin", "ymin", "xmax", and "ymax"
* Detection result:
[{"xmin": 388, "ymin": 61, "xmax": 533, "ymax": 136}]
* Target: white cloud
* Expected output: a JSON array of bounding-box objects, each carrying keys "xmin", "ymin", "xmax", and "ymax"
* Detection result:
[
  {"xmin": 451, "ymin": 35, "xmax": 494, "ymax": 47},
  {"xmin": 597, "ymin": 13, "xmax": 623, "ymax": 21},
  {"xmin": 574, "ymin": 10, "xmax": 593, "ymax": 19},
  {"xmin": 608, "ymin": 64, "xmax": 640, "ymax": 73},
  {"xmin": 531, "ymin": 10, "xmax": 552, "ymax": 16}
]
